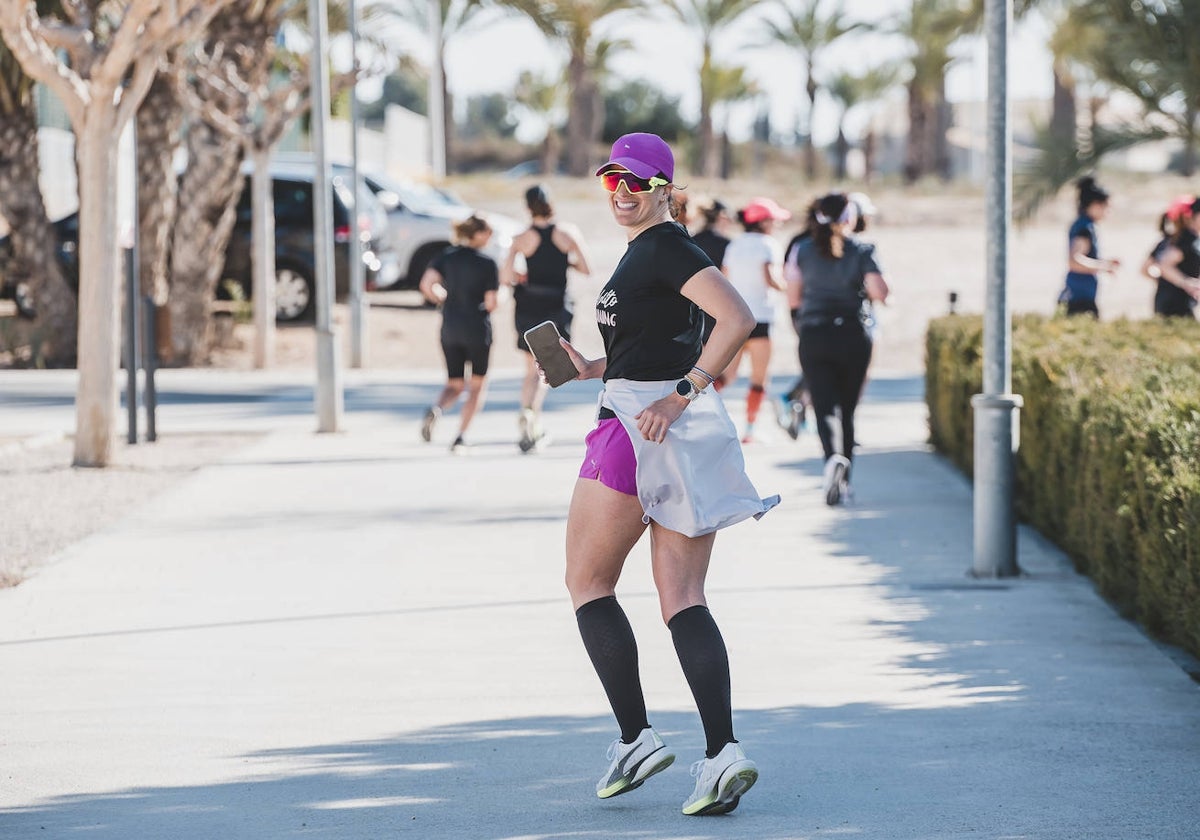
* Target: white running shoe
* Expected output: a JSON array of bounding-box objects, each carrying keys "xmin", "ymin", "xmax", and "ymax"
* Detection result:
[
  {"xmin": 595, "ymin": 727, "xmax": 675, "ymax": 799},
  {"xmin": 682, "ymin": 741, "xmax": 758, "ymax": 816},
  {"xmin": 823, "ymin": 454, "xmax": 851, "ymax": 506}
]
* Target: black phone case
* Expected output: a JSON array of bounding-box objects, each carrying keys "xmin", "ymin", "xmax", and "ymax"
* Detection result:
[{"xmin": 523, "ymin": 321, "xmax": 578, "ymax": 387}]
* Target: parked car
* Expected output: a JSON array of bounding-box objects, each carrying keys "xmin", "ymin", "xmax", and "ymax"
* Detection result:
[
  {"xmin": 221, "ymin": 160, "xmax": 401, "ymax": 321},
  {"xmin": 358, "ymin": 171, "xmax": 521, "ymax": 289},
  {"xmin": 0, "ymin": 213, "xmax": 90, "ymax": 319},
  {"xmin": 0, "ymin": 161, "xmax": 400, "ymax": 324}
]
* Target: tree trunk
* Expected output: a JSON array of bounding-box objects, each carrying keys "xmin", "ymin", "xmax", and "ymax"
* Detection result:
[
  {"xmin": 167, "ymin": 121, "xmax": 245, "ymax": 365},
  {"xmin": 565, "ymin": 51, "xmax": 590, "ymax": 177},
  {"xmin": 905, "ymin": 79, "xmax": 932, "ymax": 182},
  {"xmin": 698, "ymin": 45, "xmax": 716, "ymax": 177},
  {"xmin": 441, "ymin": 53, "xmax": 454, "ymax": 174},
  {"xmin": 1050, "ymin": 62, "xmax": 1076, "ymax": 150},
  {"xmin": 541, "ymin": 128, "xmax": 561, "ymax": 175},
  {"xmin": 934, "ymin": 78, "xmax": 952, "ymax": 181},
  {"xmin": 73, "ymin": 115, "xmax": 122, "ymax": 466},
  {"xmin": 834, "ymin": 123, "xmax": 849, "ymax": 181},
  {"xmin": 250, "ymin": 145, "xmax": 275, "ymax": 368},
  {"xmin": 135, "ymin": 70, "xmax": 184, "ymax": 363},
  {"xmin": 863, "ymin": 127, "xmax": 876, "ymax": 185},
  {"xmin": 804, "ymin": 63, "xmax": 818, "ymax": 180},
  {"xmin": 0, "ymin": 100, "xmax": 76, "ymax": 365}
]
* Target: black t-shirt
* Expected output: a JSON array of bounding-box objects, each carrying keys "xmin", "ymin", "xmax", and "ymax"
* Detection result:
[
  {"xmin": 596, "ymin": 221, "xmax": 713, "ymax": 382},
  {"xmin": 1157, "ymin": 232, "xmax": 1200, "ymax": 316},
  {"xmin": 791, "ymin": 236, "xmax": 880, "ymax": 327},
  {"xmin": 692, "ymin": 227, "xmax": 730, "ymax": 268},
  {"xmin": 431, "ymin": 245, "xmax": 499, "ymax": 331},
  {"xmin": 517, "ymin": 225, "xmax": 571, "ymax": 315}
]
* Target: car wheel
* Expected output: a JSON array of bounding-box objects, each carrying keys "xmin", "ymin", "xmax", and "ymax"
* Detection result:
[{"xmin": 275, "ymin": 265, "xmax": 314, "ymax": 322}]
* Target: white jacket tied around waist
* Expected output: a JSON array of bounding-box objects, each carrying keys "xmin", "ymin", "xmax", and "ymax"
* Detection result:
[{"xmin": 601, "ymin": 379, "xmax": 781, "ymax": 537}]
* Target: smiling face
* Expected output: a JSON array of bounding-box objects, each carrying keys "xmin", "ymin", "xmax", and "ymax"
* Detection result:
[{"xmin": 606, "ymin": 179, "xmax": 673, "ymax": 237}]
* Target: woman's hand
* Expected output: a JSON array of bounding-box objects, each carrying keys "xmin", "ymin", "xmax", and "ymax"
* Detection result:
[
  {"xmin": 635, "ymin": 395, "xmax": 687, "ymax": 443},
  {"xmin": 533, "ymin": 338, "xmax": 604, "ymax": 384}
]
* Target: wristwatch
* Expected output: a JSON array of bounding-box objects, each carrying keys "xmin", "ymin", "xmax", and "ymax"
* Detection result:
[{"xmin": 675, "ymin": 377, "xmax": 703, "ymax": 402}]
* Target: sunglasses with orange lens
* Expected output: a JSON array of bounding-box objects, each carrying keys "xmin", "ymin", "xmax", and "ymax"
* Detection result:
[{"xmin": 600, "ymin": 169, "xmax": 670, "ymax": 195}]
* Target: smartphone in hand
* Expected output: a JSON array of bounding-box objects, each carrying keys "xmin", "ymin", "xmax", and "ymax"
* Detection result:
[{"xmin": 523, "ymin": 321, "xmax": 579, "ymax": 387}]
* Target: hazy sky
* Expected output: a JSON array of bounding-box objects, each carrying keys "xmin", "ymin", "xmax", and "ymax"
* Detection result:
[{"xmin": 373, "ymin": 1, "xmax": 1054, "ymax": 146}]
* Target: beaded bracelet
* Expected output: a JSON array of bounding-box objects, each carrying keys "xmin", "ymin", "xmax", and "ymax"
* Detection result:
[{"xmin": 690, "ymin": 365, "xmax": 716, "ymax": 386}]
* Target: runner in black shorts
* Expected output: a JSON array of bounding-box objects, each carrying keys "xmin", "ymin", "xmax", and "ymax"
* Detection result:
[
  {"xmin": 418, "ymin": 215, "xmax": 499, "ymax": 453},
  {"xmin": 502, "ymin": 184, "xmax": 592, "ymax": 451}
]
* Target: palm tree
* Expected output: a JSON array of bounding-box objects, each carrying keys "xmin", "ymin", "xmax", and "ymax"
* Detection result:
[
  {"xmin": 761, "ymin": 0, "xmax": 863, "ymax": 180},
  {"xmin": 705, "ymin": 61, "xmax": 757, "ymax": 178},
  {"xmin": 365, "ymin": 0, "xmax": 486, "ymax": 173},
  {"xmin": 501, "ymin": 0, "xmax": 635, "ymax": 176},
  {"xmin": 661, "ymin": 0, "xmax": 757, "ymax": 177},
  {"xmin": 824, "ymin": 62, "xmax": 899, "ymax": 180},
  {"xmin": 892, "ymin": 0, "xmax": 975, "ymax": 182},
  {"xmin": 1016, "ymin": 0, "xmax": 1200, "ymax": 218},
  {"xmin": 514, "ymin": 69, "xmax": 565, "ymax": 174},
  {"xmin": 0, "ymin": 0, "xmax": 75, "ymax": 366}
]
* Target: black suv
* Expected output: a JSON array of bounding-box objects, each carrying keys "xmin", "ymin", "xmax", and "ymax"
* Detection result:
[
  {"xmin": 1, "ymin": 162, "xmax": 398, "ymax": 323},
  {"xmin": 220, "ymin": 161, "xmax": 399, "ymax": 321}
]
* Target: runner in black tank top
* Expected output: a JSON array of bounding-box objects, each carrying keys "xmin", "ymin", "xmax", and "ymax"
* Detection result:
[{"xmin": 502, "ymin": 184, "xmax": 592, "ymax": 452}]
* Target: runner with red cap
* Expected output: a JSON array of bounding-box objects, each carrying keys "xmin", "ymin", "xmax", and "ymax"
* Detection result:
[{"xmin": 718, "ymin": 197, "xmax": 791, "ymax": 442}]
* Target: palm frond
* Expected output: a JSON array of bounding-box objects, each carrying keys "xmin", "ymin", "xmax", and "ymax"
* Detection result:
[{"xmin": 1015, "ymin": 121, "xmax": 1169, "ymax": 223}]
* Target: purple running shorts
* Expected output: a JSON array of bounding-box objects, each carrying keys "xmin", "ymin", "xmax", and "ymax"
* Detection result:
[{"xmin": 578, "ymin": 417, "xmax": 637, "ymax": 496}]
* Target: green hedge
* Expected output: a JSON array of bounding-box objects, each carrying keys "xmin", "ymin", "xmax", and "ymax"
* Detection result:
[{"xmin": 926, "ymin": 314, "xmax": 1200, "ymax": 659}]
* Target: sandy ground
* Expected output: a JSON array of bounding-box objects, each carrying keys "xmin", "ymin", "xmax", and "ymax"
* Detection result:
[{"xmin": 210, "ymin": 171, "xmax": 1194, "ymax": 377}]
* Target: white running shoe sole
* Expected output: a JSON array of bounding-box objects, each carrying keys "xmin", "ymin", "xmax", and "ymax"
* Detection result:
[
  {"xmin": 683, "ymin": 760, "xmax": 759, "ymax": 815},
  {"xmin": 597, "ymin": 747, "xmax": 675, "ymax": 799}
]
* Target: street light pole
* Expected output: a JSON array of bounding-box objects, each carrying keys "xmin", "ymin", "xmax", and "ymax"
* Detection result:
[
  {"xmin": 348, "ymin": 0, "xmax": 367, "ymax": 369},
  {"xmin": 428, "ymin": 0, "xmax": 446, "ymax": 178},
  {"xmin": 309, "ymin": 0, "xmax": 344, "ymax": 432},
  {"xmin": 972, "ymin": 0, "xmax": 1022, "ymax": 577}
]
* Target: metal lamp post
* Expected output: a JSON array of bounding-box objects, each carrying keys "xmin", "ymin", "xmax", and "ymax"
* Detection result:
[
  {"xmin": 348, "ymin": 0, "xmax": 367, "ymax": 369},
  {"xmin": 972, "ymin": 0, "xmax": 1022, "ymax": 577},
  {"xmin": 309, "ymin": 0, "xmax": 344, "ymax": 432}
]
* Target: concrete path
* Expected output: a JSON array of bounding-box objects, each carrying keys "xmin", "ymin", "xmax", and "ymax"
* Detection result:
[{"xmin": 1, "ymin": 370, "xmax": 1198, "ymax": 839}]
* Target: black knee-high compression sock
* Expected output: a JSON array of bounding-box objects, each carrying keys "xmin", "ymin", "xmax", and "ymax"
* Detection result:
[
  {"xmin": 669, "ymin": 604, "xmax": 735, "ymax": 758},
  {"xmin": 576, "ymin": 596, "xmax": 649, "ymax": 744}
]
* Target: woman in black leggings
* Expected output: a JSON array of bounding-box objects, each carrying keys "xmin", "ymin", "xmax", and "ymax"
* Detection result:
[{"xmin": 789, "ymin": 193, "xmax": 889, "ymax": 505}]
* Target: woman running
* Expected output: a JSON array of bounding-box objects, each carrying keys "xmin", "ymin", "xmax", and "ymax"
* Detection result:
[
  {"xmin": 1153, "ymin": 196, "xmax": 1200, "ymax": 317},
  {"xmin": 555, "ymin": 132, "xmax": 776, "ymax": 816},
  {"xmin": 790, "ymin": 192, "xmax": 889, "ymax": 505},
  {"xmin": 718, "ymin": 197, "xmax": 790, "ymax": 442},
  {"xmin": 418, "ymin": 215, "xmax": 498, "ymax": 453},
  {"xmin": 501, "ymin": 184, "xmax": 591, "ymax": 452},
  {"xmin": 1060, "ymin": 176, "xmax": 1119, "ymax": 317}
]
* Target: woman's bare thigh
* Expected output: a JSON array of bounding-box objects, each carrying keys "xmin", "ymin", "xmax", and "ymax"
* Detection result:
[{"xmin": 564, "ymin": 477, "xmax": 648, "ymax": 609}]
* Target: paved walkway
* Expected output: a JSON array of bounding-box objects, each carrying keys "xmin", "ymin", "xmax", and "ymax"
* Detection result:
[{"xmin": 1, "ymin": 370, "xmax": 1198, "ymax": 839}]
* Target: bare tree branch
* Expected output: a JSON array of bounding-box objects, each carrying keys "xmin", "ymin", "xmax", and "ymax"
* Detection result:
[{"xmin": 0, "ymin": 0, "xmax": 90, "ymax": 125}]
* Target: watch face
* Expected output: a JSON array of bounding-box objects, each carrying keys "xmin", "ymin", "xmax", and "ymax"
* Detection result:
[{"xmin": 676, "ymin": 379, "xmax": 692, "ymax": 397}]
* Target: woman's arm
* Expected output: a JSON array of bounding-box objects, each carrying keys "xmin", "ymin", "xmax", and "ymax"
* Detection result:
[
  {"xmin": 418, "ymin": 267, "xmax": 445, "ymax": 305},
  {"xmin": 483, "ymin": 289, "xmax": 498, "ymax": 313},
  {"xmin": 499, "ymin": 239, "xmax": 522, "ymax": 287},
  {"xmin": 558, "ymin": 225, "xmax": 593, "ymax": 277},
  {"xmin": 864, "ymin": 272, "xmax": 889, "ymax": 304},
  {"xmin": 1069, "ymin": 236, "xmax": 1119, "ymax": 274},
  {"xmin": 763, "ymin": 261, "xmax": 787, "ymax": 292},
  {"xmin": 633, "ymin": 266, "xmax": 754, "ymax": 443},
  {"xmin": 1156, "ymin": 246, "xmax": 1200, "ymax": 299},
  {"xmin": 682, "ymin": 266, "xmax": 755, "ymax": 381},
  {"xmin": 557, "ymin": 339, "xmax": 606, "ymax": 380},
  {"xmin": 1142, "ymin": 255, "xmax": 1162, "ymax": 282}
]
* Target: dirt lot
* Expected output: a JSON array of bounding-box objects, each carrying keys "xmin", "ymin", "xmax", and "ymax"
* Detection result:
[{"xmin": 205, "ymin": 171, "xmax": 1192, "ymax": 378}]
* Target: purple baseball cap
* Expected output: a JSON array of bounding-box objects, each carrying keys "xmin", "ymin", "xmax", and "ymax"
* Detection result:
[{"xmin": 595, "ymin": 133, "xmax": 675, "ymax": 181}]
